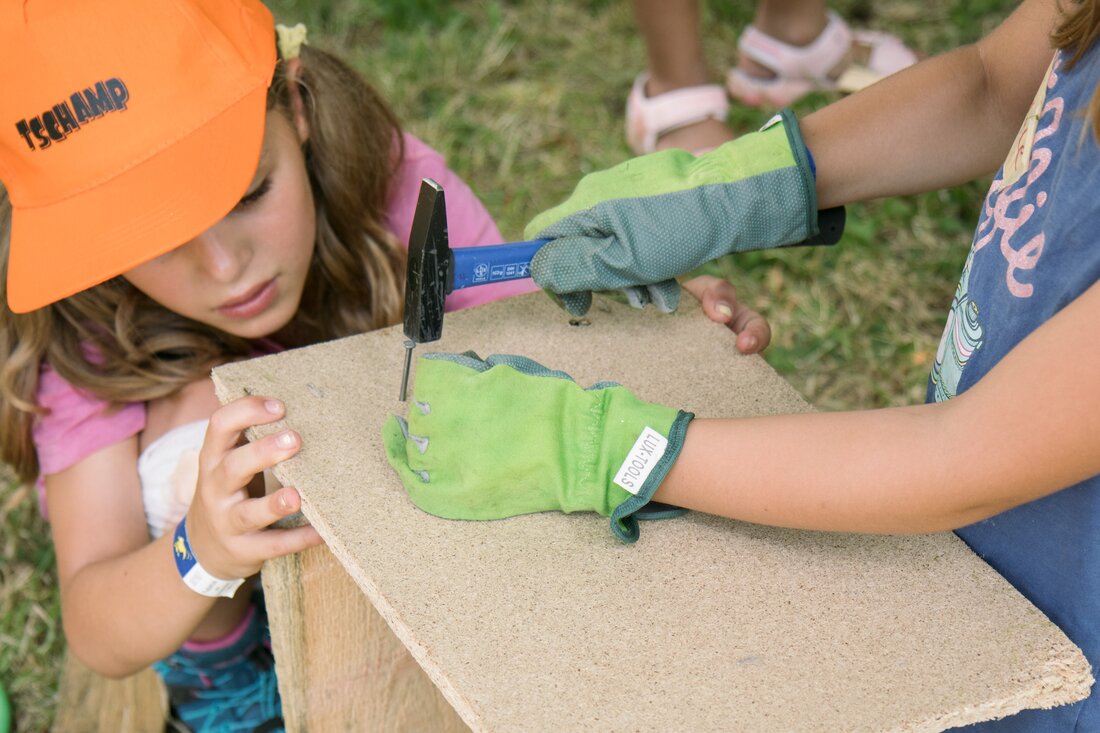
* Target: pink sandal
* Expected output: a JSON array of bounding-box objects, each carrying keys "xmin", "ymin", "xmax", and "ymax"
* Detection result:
[
  {"xmin": 726, "ymin": 10, "xmax": 917, "ymax": 107},
  {"xmin": 625, "ymin": 73, "xmax": 730, "ymax": 155}
]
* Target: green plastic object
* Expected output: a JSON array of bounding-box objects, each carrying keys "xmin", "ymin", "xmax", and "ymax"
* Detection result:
[
  {"xmin": 383, "ymin": 352, "xmax": 693, "ymax": 542},
  {"xmin": 0, "ymin": 678, "xmax": 11, "ymax": 733},
  {"xmin": 524, "ymin": 108, "xmax": 820, "ymax": 316}
]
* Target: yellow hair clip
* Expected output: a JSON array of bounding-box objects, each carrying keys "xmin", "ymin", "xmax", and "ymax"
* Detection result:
[{"xmin": 276, "ymin": 23, "xmax": 308, "ymax": 61}]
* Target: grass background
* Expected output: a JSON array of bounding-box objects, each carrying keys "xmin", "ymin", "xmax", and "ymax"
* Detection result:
[{"xmin": 1, "ymin": 0, "xmax": 1019, "ymax": 728}]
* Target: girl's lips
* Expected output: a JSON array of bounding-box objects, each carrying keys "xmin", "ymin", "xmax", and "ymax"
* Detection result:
[{"xmin": 218, "ymin": 278, "xmax": 278, "ymax": 319}]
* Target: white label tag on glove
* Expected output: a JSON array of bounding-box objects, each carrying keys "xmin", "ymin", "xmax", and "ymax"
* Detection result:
[
  {"xmin": 613, "ymin": 427, "xmax": 668, "ymax": 495},
  {"xmin": 760, "ymin": 113, "xmax": 783, "ymax": 131}
]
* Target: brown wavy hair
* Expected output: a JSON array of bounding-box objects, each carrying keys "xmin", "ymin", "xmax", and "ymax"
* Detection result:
[
  {"xmin": 1053, "ymin": 0, "xmax": 1100, "ymax": 139},
  {"xmin": 0, "ymin": 42, "xmax": 406, "ymax": 482}
]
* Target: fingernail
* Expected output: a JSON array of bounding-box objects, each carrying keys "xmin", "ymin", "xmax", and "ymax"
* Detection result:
[
  {"xmin": 280, "ymin": 491, "xmax": 292, "ymax": 510},
  {"xmin": 277, "ymin": 431, "xmax": 296, "ymax": 448},
  {"xmin": 266, "ymin": 400, "xmax": 283, "ymax": 414},
  {"xmin": 716, "ymin": 303, "xmax": 733, "ymax": 318},
  {"xmin": 743, "ymin": 335, "xmax": 758, "ymax": 351}
]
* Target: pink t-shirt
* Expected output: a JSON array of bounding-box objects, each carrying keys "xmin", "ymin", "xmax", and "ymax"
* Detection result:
[{"xmin": 33, "ymin": 133, "xmax": 537, "ymax": 492}]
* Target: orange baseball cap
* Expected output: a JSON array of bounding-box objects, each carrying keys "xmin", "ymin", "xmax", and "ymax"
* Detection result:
[{"xmin": 1, "ymin": 0, "xmax": 276, "ymax": 313}]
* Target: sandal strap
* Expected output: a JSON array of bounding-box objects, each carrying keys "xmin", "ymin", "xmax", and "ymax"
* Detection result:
[
  {"xmin": 852, "ymin": 29, "xmax": 919, "ymax": 74},
  {"xmin": 834, "ymin": 29, "xmax": 919, "ymax": 92},
  {"xmin": 737, "ymin": 10, "xmax": 852, "ymax": 83},
  {"xmin": 626, "ymin": 73, "xmax": 730, "ymax": 154}
]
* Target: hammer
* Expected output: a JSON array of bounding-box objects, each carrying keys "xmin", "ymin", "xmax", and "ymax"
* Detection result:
[
  {"xmin": 398, "ymin": 178, "xmax": 846, "ymax": 400},
  {"xmin": 399, "ymin": 178, "xmax": 549, "ymax": 400}
]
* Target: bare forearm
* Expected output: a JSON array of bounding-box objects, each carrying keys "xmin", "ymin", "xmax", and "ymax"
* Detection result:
[
  {"xmin": 657, "ymin": 282, "xmax": 1100, "ymax": 534},
  {"xmin": 655, "ymin": 403, "xmax": 994, "ymax": 534},
  {"xmin": 804, "ymin": 0, "xmax": 1058, "ymax": 207},
  {"xmin": 60, "ymin": 530, "xmax": 231, "ymax": 677}
]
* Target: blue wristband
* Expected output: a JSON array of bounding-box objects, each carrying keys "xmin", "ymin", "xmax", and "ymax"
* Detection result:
[{"xmin": 172, "ymin": 516, "xmax": 246, "ymax": 598}]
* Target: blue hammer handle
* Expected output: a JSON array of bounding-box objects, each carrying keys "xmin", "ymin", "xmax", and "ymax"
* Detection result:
[{"xmin": 450, "ymin": 239, "xmax": 550, "ymax": 291}]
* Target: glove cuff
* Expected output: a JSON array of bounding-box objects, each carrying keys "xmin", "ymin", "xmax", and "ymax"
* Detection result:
[
  {"xmin": 689, "ymin": 107, "xmax": 827, "ymax": 253},
  {"xmin": 762, "ymin": 109, "xmax": 848, "ymax": 248},
  {"xmin": 610, "ymin": 410, "xmax": 695, "ymax": 543},
  {"xmin": 768, "ymin": 108, "xmax": 819, "ymax": 241}
]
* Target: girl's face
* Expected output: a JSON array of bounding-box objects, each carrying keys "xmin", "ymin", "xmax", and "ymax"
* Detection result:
[{"xmin": 123, "ymin": 109, "xmax": 316, "ymax": 340}]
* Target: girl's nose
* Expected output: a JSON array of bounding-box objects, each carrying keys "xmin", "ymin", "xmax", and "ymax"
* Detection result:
[{"xmin": 184, "ymin": 223, "xmax": 252, "ymax": 283}]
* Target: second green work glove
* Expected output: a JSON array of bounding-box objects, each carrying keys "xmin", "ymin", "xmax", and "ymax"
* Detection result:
[
  {"xmin": 382, "ymin": 353, "xmax": 694, "ymax": 543},
  {"xmin": 525, "ymin": 108, "xmax": 838, "ymax": 316}
]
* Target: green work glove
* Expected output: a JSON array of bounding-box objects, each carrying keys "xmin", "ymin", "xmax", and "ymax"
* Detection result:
[
  {"xmin": 382, "ymin": 352, "xmax": 694, "ymax": 543},
  {"xmin": 525, "ymin": 108, "xmax": 841, "ymax": 316}
]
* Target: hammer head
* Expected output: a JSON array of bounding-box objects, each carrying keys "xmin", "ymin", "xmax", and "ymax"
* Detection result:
[{"xmin": 403, "ymin": 178, "xmax": 451, "ymax": 344}]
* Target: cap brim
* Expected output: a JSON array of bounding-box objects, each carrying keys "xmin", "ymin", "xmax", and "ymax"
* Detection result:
[{"xmin": 7, "ymin": 84, "xmax": 269, "ymax": 313}]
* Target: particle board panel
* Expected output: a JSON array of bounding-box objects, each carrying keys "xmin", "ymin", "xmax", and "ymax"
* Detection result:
[{"xmin": 213, "ymin": 291, "xmax": 1092, "ymax": 732}]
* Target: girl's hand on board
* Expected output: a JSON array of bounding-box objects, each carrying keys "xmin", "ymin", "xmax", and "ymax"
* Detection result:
[
  {"xmin": 683, "ymin": 275, "xmax": 771, "ymax": 355},
  {"xmin": 186, "ymin": 396, "xmax": 324, "ymax": 580}
]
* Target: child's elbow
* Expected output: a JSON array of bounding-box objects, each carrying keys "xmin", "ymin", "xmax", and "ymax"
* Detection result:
[{"xmin": 64, "ymin": 628, "xmax": 150, "ymax": 679}]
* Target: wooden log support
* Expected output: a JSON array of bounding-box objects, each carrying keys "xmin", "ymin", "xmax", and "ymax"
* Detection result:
[{"xmin": 54, "ymin": 653, "xmax": 166, "ymax": 733}]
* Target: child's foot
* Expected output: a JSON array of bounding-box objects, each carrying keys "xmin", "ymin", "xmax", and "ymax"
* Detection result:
[
  {"xmin": 625, "ymin": 73, "xmax": 735, "ymax": 155},
  {"xmin": 727, "ymin": 10, "xmax": 918, "ymax": 107}
]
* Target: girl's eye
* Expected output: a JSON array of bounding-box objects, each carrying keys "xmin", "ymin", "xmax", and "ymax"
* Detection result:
[{"xmin": 234, "ymin": 176, "xmax": 272, "ymax": 210}]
